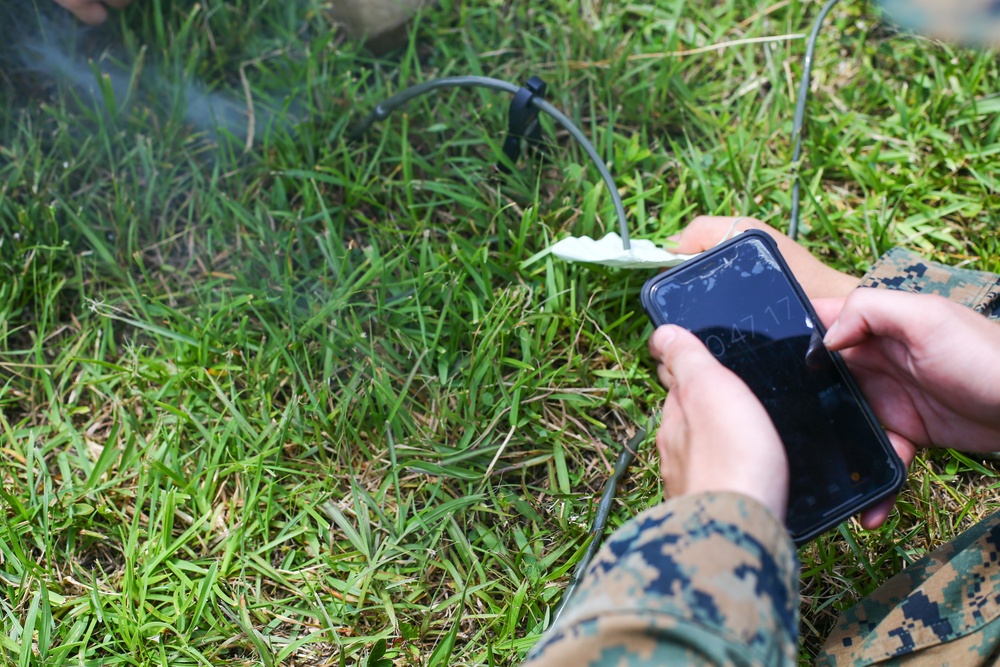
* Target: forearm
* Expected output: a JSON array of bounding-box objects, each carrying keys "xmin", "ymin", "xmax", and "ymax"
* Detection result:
[{"xmin": 523, "ymin": 493, "xmax": 800, "ymax": 667}]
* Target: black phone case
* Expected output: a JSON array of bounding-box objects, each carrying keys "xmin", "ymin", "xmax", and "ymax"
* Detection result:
[{"xmin": 640, "ymin": 229, "xmax": 906, "ymax": 544}]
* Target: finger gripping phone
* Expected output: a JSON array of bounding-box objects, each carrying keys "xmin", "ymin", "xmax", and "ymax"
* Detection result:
[{"xmin": 641, "ymin": 230, "xmax": 906, "ymax": 544}]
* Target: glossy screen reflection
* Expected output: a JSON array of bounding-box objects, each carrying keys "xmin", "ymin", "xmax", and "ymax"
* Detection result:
[{"xmin": 646, "ymin": 236, "xmax": 901, "ymax": 540}]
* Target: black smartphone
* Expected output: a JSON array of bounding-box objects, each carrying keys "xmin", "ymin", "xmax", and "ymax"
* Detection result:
[{"xmin": 640, "ymin": 230, "xmax": 906, "ymax": 544}]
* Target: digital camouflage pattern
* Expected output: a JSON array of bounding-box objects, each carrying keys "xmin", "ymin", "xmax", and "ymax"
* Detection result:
[
  {"xmin": 524, "ymin": 251, "xmax": 1000, "ymax": 666},
  {"xmin": 522, "ymin": 493, "xmax": 799, "ymax": 667},
  {"xmin": 860, "ymin": 248, "xmax": 1000, "ymax": 321},
  {"xmin": 818, "ymin": 510, "xmax": 1000, "ymax": 666}
]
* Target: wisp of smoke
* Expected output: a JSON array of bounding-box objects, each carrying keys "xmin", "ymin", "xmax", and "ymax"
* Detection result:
[
  {"xmin": 4, "ymin": 1, "xmax": 298, "ymax": 145},
  {"xmin": 23, "ymin": 36, "xmax": 132, "ymax": 104}
]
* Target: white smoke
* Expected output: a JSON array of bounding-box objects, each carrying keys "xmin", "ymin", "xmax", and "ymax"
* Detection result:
[{"xmin": 10, "ymin": 5, "xmax": 298, "ymax": 146}]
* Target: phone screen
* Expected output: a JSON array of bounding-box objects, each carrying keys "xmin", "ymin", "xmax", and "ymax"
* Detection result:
[{"xmin": 642, "ymin": 233, "xmax": 904, "ymax": 541}]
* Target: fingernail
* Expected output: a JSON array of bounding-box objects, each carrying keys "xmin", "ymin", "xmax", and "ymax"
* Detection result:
[{"xmin": 823, "ymin": 321, "xmax": 841, "ymax": 347}]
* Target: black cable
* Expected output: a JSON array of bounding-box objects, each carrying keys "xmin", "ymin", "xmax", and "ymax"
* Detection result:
[
  {"xmin": 354, "ymin": 2, "xmax": 843, "ymax": 626},
  {"xmin": 545, "ymin": 1, "xmax": 845, "ymax": 624},
  {"xmin": 352, "ymin": 75, "xmax": 632, "ymax": 250},
  {"xmin": 550, "ymin": 425, "xmax": 646, "ymax": 625},
  {"xmin": 789, "ymin": 0, "xmax": 842, "ymax": 240}
]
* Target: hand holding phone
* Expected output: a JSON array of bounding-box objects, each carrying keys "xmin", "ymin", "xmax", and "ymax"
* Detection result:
[
  {"xmin": 642, "ymin": 231, "xmax": 906, "ymax": 544},
  {"xmin": 650, "ymin": 324, "xmax": 790, "ymax": 522}
]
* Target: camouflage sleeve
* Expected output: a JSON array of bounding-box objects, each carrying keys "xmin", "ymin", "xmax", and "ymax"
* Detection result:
[
  {"xmin": 861, "ymin": 248, "xmax": 1000, "ymax": 320},
  {"xmin": 523, "ymin": 492, "xmax": 800, "ymax": 667}
]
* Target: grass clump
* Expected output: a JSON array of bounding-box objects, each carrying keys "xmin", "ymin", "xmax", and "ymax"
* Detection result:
[{"xmin": 1, "ymin": 0, "xmax": 999, "ymax": 664}]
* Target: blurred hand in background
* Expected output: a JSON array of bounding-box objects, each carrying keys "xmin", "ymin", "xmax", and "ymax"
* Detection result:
[{"xmin": 53, "ymin": 0, "xmax": 133, "ymax": 25}]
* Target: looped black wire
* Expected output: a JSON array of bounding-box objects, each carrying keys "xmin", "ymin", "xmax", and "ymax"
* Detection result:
[
  {"xmin": 352, "ymin": 0, "xmax": 840, "ymax": 627},
  {"xmin": 351, "ymin": 75, "xmax": 632, "ymax": 250}
]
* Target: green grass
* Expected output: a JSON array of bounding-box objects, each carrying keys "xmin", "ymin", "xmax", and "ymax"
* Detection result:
[{"xmin": 2, "ymin": 0, "xmax": 1000, "ymax": 664}]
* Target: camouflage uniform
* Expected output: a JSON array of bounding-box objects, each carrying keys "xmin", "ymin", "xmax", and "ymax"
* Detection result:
[
  {"xmin": 858, "ymin": 248, "xmax": 1000, "ymax": 320},
  {"xmin": 523, "ymin": 493, "xmax": 800, "ymax": 666},
  {"xmin": 524, "ymin": 251, "xmax": 1000, "ymax": 666}
]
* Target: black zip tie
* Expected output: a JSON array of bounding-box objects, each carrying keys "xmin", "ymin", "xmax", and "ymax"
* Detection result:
[{"xmin": 497, "ymin": 75, "xmax": 548, "ymax": 174}]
